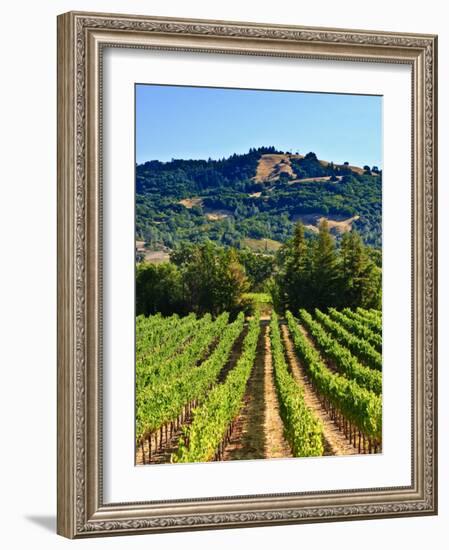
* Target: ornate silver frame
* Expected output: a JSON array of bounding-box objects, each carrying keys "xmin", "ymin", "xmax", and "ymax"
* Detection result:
[{"xmin": 57, "ymin": 11, "xmax": 438, "ymax": 538}]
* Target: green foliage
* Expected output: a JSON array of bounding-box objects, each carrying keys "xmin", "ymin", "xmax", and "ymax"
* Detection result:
[
  {"xmin": 312, "ymin": 220, "xmax": 339, "ymax": 308},
  {"xmin": 136, "ymin": 146, "xmax": 382, "ymax": 315},
  {"xmin": 135, "ymin": 262, "xmax": 184, "ymax": 316},
  {"xmin": 137, "ymin": 224, "xmax": 381, "ymax": 317},
  {"xmin": 270, "ymin": 312, "xmax": 324, "ymax": 456},
  {"xmin": 136, "ymin": 312, "xmax": 229, "ymax": 439},
  {"xmin": 274, "ymin": 222, "xmax": 382, "ymax": 312},
  {"xmin": 340, "ymin": 232, "xmax": 382, "ymax": 309},
  {"xmin": 135, "ymin": 307, "xmax": 383, "ymax": 460},
  {"xmin": 181, "ymin": 242, "xmax": 249, "ymax": 316},
  {"xmin": 244, "ymin": 292, "xmax": 272, "ymax": 304},
  {"xmin": 286, "ymin": 311, "xmax": 382, "ymax": 440},
  {"xmin": 327, "ymin": 308, "xmax": 382, "ymax": 352},
  {"xmin": 236, "ymin": 250, "xmax": 276, "ymax": 290},
  {"xmin": 136, "ymin": 313, "xmax": 199, "ymax": 383},
  {"xmin": 136, "ymin": 312, "xmax": 244, "ymax": 442},
  {"xmin": 344, "ymin": 308, "xmax": 382, "ymax": 334},
  {"xmin": 136, "ymin": 241, "xmax": 249, "ymax": 317},
  {"xmin": 136, "ymin": 148, "xmax": 382, "ymax": 249},
  {"xmin": 314, "ymin": 309, "xmax": 382, "ymax": 371},
  {"xmin": 298, "ymin": 310, "xmax": 382, "ymax": 394},
  {"xmin": 243, "ymin": 292, "xmax": 273, "ymax": 317},
  {"xmin": 173, "ymin": 314, "xmax": 261, "ymax": 463},
  {"xmin": 290, "ymin": 152, "xmax": 328, "ymax": 178}
]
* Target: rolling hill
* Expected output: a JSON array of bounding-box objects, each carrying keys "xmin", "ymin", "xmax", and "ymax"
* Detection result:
[{"xmin": 136, "ymin": 147, "xmax": 381, "ymax": 254}]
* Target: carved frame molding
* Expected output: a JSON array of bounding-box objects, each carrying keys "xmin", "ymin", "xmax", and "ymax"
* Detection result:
[{"xmin": 57, "ymin": 11, "xmax": 437, "ymax": 538}]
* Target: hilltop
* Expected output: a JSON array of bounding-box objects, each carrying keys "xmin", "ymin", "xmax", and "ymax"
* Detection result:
[
  {"xmin": 253, "ymin": 152, "xmax": 365, "ymax": 183},
  {"xmin": 136, "ymin": 147, "xmax": 381, "ymax": 254}
]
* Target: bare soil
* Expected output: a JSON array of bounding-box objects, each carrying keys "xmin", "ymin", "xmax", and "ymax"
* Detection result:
[
  {"xmin": 254, "ymin": 154, "xmax": 301, "ymax": 182},
  {"xmin": 263, "ymin": 324, "xmax": 293, "ymax": 459},
  {"xmin": 288, "ymin": 176, "xmax": 336, "ymax": 184},
  {"xmin": 143, "ymin": 250, "xmax": 170, "ymax": 264},
  {"xmin": 280, "ymin": 323, "xmax": 357, "ymax": 456},
  {"xmin": 204, "ymin": 208, "xmax": 233, "ymax": 221},
  {"xmin": 178, "ymin": 197, "xmax": 204, "ymax": 208},
  {"xmin": 292, "ymin": 212, "xmax": 360, "ymax": 235},
  {"xmin": 136, "ymin": 317, "xmax": 364, "ymax": 466},
  {"xmin": 222, "ymin": 324, "xmax": 267, "ymax": 461},
  {"xmin": 136, "ymin": 413, "xmax": 195, "ymax": 466},
  {"xmin": 254, "ymin": 153, "xmax": 367, "ymax": 183},
  {"xmin": 223, "ymin": 322, "xmax": 292, "ymax": 461},
  {"xmin": 217, "ymin": 326, "xmax": 248, "ymax": 383},
  {"xmin": 242, "ymin": 237, "xmax": 282, "ymax": 253},
  {"xmin": 223, "ymin": 321, "xmax": 292, "ymax": 460}
]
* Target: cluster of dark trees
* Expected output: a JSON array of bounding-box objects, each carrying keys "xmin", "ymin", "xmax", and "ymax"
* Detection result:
[
  {"xmin": 136, "ymin": 221, "xmax": 381, "ymax": 318},
  {"xmin": 136, "ymin": 242, "xmax": 249, "ymax": 318},
  {"xmin": 136, "ymin": 148, "xmax": 382, "ymax": 250},
  {"xmin": 136, "ymin": 146, "xmax": 276, "ymax": 197},
  {"xmin": 289, "ymin": 152, "xmax": 381, "ymax": 180},
  {"xmin": 272, "ymin": 221, "xmax": 381, "ymax": 312},
  {"xmin": 237, "ymin": 249, "xmax": 275, "ymax": 291}
]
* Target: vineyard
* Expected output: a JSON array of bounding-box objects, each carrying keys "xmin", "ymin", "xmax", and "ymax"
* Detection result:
[{"xmin": 135, "ymin": 307, "xmax": 382, "ymax": 464}]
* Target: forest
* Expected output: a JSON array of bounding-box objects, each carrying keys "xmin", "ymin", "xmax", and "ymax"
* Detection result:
[
  {"xmin": 136, "ymin": 147, "xmax": 382, "ymax": 249},
  {"xmin": 136, "ymin": 219, "xmax": 381, "ymax": 318}
]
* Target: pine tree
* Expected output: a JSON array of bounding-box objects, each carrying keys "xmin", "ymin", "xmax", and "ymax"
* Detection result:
[
  {"xmin": 339, "ymin": 230, "xmax": 381, "ymax": 309},
  {"xmin": 281, "ymin": 222, "xmax": 309, "ymax": 311},
  {"xmin": 273, "ymin": 221, "xmax": 382, "ymax": 312},
  {"xmin": 340, "ymin": 231, "xmax": 366, "ymax": 307},
  {"xmin": 311, "ymin": 219, "xmax": 338, "ymax": 308}
]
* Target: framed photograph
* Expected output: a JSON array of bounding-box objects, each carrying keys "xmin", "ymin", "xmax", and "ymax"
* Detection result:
[{"xmin": 57, "ymin": 11, "xmax": 438, "ymax": 538}]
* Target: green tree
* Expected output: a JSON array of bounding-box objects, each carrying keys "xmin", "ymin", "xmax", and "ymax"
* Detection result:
[
  {"xmin": 311, "ymin": 219, "xmax": 338, "ymax": 308},
  {"xmin": 273, "ymin": 222, "xmax": 313, "ymax": 311},
  {"xmin": 136, "ymin": 262, "xmax": 184, "ymax": 316},
  {"xmin": 216, "ymin": 248, "xmax": 249, "ymax": 314},
  {"xmin": 286, "ymin": 222, "xmax": 308, "ymax": 305},
  {"xmin": 272, "ymin": 222, "xmax": 382, "ymax": 312},
  {"xmin": 237, "ymin": 250, "xmax": 275, "ymax": 291},
  {"xmin": 361, "ymin": 263, "xmax": 382, "ymax": 309},
  {"xmin": 339, "ymin": 231, "xmax": 366, "ymax": 307},
  {"xmin": 339, "ymin": 231, "xmax": 381, "ymax": 309},
  {"xmin": 182, "ymin": 242, "xmax": 249, "ymax": 316}
]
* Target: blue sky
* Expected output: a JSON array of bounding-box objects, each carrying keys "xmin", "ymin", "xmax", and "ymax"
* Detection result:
[{"xmin": 136, "ymin": 84, "xmax": 382, "ymax": 168}]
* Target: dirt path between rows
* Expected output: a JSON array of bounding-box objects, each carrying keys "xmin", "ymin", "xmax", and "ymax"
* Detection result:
[
  {"xmin": 263, "ymin": 324, "xmax": 293, "ymax": 459},
  {"xmin": 280, "ymin": 323, "xmax": 357, "ymax": 456},
  {"xmin": 222, "ymin": 324, "xmax": 267, "ymax": 461},
  {"xmin": 223, "ymin": 322, "xmax": 292, "ymax": 461},
  {"xmin": 136, "ymin": 317, "xmax": 359, "ymax": 465}
]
